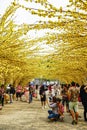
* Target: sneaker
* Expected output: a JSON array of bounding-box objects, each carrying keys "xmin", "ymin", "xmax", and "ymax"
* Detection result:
[
  {"xmin": 78, "ymin": 115, "xmax": 81, "ymax": 118},
  {"xmin": 75, "ymin": 120, "xmax": 78, "ymax": 124},
  {"xmin": 72, "ymin": 120, "xmax": 75, "ymax": 125}
]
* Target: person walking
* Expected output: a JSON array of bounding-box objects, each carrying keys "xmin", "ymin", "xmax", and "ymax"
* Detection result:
[
  {"xmin": 68, "ymin": 82, "xmax": 80, "ymax": 125},
  {"xmin": 80, "ymin": 84, "xmax": 87, "ymax": 121},
  {"xmin": 9, "ymin": 84, "xmax": 15, "ymax": 103},
  {"xmin": 61, "ymin": 84, "xmax": 69, "ymax": 112},
  {"xmin": 39, "ymin": 85, "xmax": 46, "ymax": 109},
  {"xmin": 0, "ymin": 84, "xmax": 5, "ymax": 106},
  {"xmin": 28, "ymin": 83, "xmax": 34, "ymax": 103},
  {"xmin": 16, "ymin": 83, "xmax": 22, "ymax": 101}
]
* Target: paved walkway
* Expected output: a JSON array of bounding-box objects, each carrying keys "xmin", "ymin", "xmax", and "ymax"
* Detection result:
[{"xmin": 0, "ymin": 99, "xmax": 87, "ymax": 130}]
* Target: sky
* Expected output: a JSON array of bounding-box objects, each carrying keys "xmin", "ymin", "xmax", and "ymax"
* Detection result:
[
  {"xmin": 0, "ymin": 0, "xmax": 69, "ymax": 55},
  {"xmin": 0, "ymin": 0, "xmax": 69, "ymax": 24}
]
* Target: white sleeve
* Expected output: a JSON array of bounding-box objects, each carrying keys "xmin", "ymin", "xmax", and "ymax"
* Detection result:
[{"xmin": 49, "ymin": 103, "xmax": 56, "ymax": 108}]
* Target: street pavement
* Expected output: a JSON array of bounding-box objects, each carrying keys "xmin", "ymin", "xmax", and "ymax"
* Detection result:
[{"xmin": 0, "ymin": 98, "xmax": 87, "ymax": 130}]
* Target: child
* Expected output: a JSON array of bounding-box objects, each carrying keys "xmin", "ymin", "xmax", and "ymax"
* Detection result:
[{"xmin": 57, "ymin": 98, "xmax": 64, "ymax": 121}]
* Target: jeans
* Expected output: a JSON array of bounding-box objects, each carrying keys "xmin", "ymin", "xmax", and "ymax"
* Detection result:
[
  {"xmin": 0, "ymin": 96, "xmax": 4, "ymax": 106},
  {"xmin": 29, "ymin": 93, "xmax": 32, "ymax": 103},
  {"xmin": 48, "ymin": 110, "xmax": 59, "ymax": 119},
  {"xmin": 10, "ymin": 94, "xmax": 13, "ymax": 103}
]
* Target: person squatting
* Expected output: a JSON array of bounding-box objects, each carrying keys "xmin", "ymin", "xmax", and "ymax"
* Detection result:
[{"xmin": 47, "ymin": 96, "xmax": 64, "ymax": 121}]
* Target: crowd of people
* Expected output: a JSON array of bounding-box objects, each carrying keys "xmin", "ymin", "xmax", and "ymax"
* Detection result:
[
  {"xmin": 39, "ymin": 81, "xmax": 87, "ymax": 125},
  {"xmin": 0, "ymin": 81, "xmax": 87, "ymax": 125},
  {"xmin": 0, "ymin": 82, "xmax": 35, "ymax": 106}
]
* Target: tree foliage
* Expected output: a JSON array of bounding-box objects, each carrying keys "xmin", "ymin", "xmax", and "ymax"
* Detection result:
[{"xmin": 0, "ymin": 0, "xmax": 87, "ymax": 86}]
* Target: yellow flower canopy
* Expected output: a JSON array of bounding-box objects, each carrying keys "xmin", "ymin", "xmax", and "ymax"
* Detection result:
[{"xmin": 0, "ymin": 0, "xmax": 87, "ymax": 86}]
